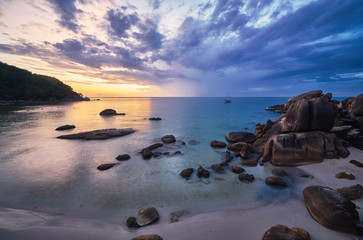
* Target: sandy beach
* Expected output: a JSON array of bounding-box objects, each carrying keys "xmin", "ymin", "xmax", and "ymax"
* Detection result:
[{"xmin": 1, "ymin": 146, "xmax": 362, "ymax": 240}]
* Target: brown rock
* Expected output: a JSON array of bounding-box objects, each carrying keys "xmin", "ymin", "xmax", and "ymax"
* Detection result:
[
  {"xmin": 55, "ymin": 124, "xmax": 75, "ymax": 131},
  {"xmin": 116, "ymin": 154, "xmax": 131, "ymax": 161},
  {"xmin": 126, "ymin": 217, "xmax": 140, "ymax": 228},
  {"xmin": 162, "ymin": 135, "xmax": 176, "ymax": 144},
  {"xmin": 225, "ymin": 131, "xmax": 256, "ymax": 143},
  {"xmin": 137, "ymin": 207, "xmax": 159, "ymax": 227},
  {"xmin": 210, "ymin": 140, "xmax": 227, "ymax": 148},
  {"xmin": 231, "ymin": 166, "xmax": 245, "ymax": 174},
  {"xmin": 131, "ymin": 234, "xmax": 163, "ymax": 240},
  {"xmin": 180, "ymin": 168, "xmax": 194, "ymax": 179},
  {"xmin": 303, "ymin": 185, "xmax": 362, "ymax": 235},
  {"xmin": 211, "ymin": 164, "xmax": 224, "ymax": 172},
  {"xmin": 261, "ymin": 132, "xmax": 338, "ymax": 166},
  {"xmin": 227, "ymin": 142, "xmax": 251, "ymax": 152},
  {"xmin": 99, "ymin": 109, "xmax": 116, "ymax": 115},
  {"xmin": 262, "ymin": 224, "xmax": 310, "ymax": 240},
  {"xmin": 142, "ymin": 148, "xmax": 153, "ymax": 159},
  {"xmin": 197, "ymin": 166, "xmax": 210, "ymax": 178},
  {"xmin": 335, "ymin": 172, "xmax": 355, "ymax": 180},
  {"xmin": 284, "ymin": 90, "xmax": 323, "ymax": 111},
  {"xmin": 350, "ymin": 160, "xmax": 363, "ymax": 168},
  {"xmin": 336, "ymin": 184, "xmax": 363, "ymax": 200},
  {"xmin": 238, "ymin": 173, "xmax": 254, "ymax": 182},
  {"xmin": 97, "ymin": 163, "xmax": 117, "ymax": 171},
  {"xmin": 57, "ymin": 128, "xmax": 135, "ymax": 140},
  {"xmin": 265, "ymin": 176, "xmax": 287, "ymax": 187},
  {"xmin": 240, "ymin": 143, "xmax": 252, "ymax": 159}
]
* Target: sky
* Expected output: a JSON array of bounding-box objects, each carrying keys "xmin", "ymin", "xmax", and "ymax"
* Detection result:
[{"xmin": 0, "ymin": 0, "xmax": 362, "ymax": 97}]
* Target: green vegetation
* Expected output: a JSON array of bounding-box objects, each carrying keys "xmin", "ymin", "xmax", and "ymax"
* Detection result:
[{"xmin": 0, "ymin": 62, "xmax": 82, "ymax": 101}]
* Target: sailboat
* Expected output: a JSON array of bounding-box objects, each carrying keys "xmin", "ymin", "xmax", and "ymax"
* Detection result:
[{"xmin": 224, "ymin": 93, "xmax": 231, "ymax": 103}]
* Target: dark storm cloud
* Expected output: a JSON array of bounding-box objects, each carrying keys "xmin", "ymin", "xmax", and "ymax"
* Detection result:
[
  {"xmin": 106, "ymin": 9, "xmax": 140, "ymax": 38},
  {"xmin": 164, "ymin": 0, "xmax": 363, "ymax": 87},
  {"xmin": 48, "ymin": 0, "xmax": 81, "ymax": 33}
]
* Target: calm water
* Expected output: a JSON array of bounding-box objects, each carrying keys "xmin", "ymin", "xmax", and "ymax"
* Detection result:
[{"xmin": 0, "ymin": 97, "xmax": 289, "ymax": 220}]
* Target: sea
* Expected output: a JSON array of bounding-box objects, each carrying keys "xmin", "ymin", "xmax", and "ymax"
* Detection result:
[{"xmin": 0, "ymin": 97, "xmax": 297, "ymax": 221}]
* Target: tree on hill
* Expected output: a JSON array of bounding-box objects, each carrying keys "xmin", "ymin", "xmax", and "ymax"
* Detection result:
[{"xmin": 0, "ymin": 62, "xmax": 82, "ymax": 100}]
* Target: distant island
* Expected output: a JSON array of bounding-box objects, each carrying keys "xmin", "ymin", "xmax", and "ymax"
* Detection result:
[{"xmin": 0, "ymin": 62, "xmax": 83, "ymax": 102}]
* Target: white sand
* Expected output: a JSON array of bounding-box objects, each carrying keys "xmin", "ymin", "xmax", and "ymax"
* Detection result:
[{"xmin": 1, "ymin": 147, "xmax": 363, "ymax": 240}]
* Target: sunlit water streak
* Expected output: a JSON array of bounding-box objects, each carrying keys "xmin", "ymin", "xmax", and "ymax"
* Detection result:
[{"xmin": 0, "ymin": 97, "xmax": 292, "ymax": 220}]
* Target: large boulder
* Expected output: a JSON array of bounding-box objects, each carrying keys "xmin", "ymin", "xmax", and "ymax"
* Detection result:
[
  {"xmin": 281, "ymin": 96, "xmax": 337, "ymax": 133},
  {"xmin": 57, "ymin": 128, "xmax": 135, "ymax": 140},
  {"xmin": 346, "ymin": 93, "xmax": 363, "ymax": 117},
  {"xmin": 284, "ymin": 90, "xmax": 323, "ymax": 111},
  {"xmin": 262, "ymin": 224, "xmax": 310, "ymax": 240},
  {"xmin": 303, "ymin": 186, "xmax": 362, "ymax": 235},
  {"xmin": 227, "ymin": 142, "xmax": 251, "ymax": 152},
  {"xmin": 261, "ymin": 132, "xmax": 346, "ymax": 166},
  {"xmin": 225, "ymin": 132, "xmax": 256, "ymax": 143}
]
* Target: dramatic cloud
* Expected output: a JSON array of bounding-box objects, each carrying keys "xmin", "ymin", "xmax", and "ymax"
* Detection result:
[
  {"xmin": 0, "ymin": 0, "xmax": 362, "ymax": 96},
  {"xmin": 48, "ymin": 0, "xmax": 81, "ymax": 32}
]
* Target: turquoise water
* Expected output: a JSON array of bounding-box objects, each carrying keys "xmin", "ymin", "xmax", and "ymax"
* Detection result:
[{"xmin": 0, "ymin": 97, "xmax": 290, "ymax": 220}]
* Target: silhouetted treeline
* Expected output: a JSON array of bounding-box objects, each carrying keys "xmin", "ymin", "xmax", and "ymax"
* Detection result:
[{"xmin": 0, "ymin": 62, "xmax": 82, "ymax": 100}]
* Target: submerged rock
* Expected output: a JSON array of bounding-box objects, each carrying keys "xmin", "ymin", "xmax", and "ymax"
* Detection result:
[
  {"xmin": 131, "ymin": 234, "xmax": 163, "ymax": 240},
  {"xmin": 272, "ymin": 168, "xmax": 287, "ymax": 176},
  {"xmin": 180, "ymin": 168, "xmax": 194, "ymax": 179},
  {"xmin": 162, "ymin": 135, "xmax": 176, "ymax": 144},
  {"xmin": 335, "ymin": 172, "xmax": 355, "ymax": 180},
  {"xmin": 141, "ymin": 143, "xmax": 163, "ymax": 159},
  {"xmin": 303, "ymin": 185, "xmax": 362, "ymax": 235},
  {"xmin": 238, "ymin": 173, "xmax": 254, "ymax": 182},
  {"xmin": 55, "ymin": 124, "xmax": 75, "ymax": 131},
  {"xmin": 170, "ymin": 210, "xmax": 191, "ymax": 223},
  {"xmin": 137, "ymin": 207, "xmax": 159, "ymax": 227},
  {"xmin": 126, "ymin": 216, "xmax": 140, "ymax": 228},
  {"xmin": 210, "ymin": 140, "xmax": 227, "ymax": 148},
  {"xmin": 225, "ymin": 131, "xmax": 256, "ymax": 143},
  {"xmin": 57, "ymin": 128, "xmax": 135, "ymax": 140},
  {"xmin": 116, "ymin": 154, "xmax": 130, "ymax": 161},
  {"xmin": 97, "ymin": 163, "xmax": 117, "ymax": 171},
  {"xmin": 336, "ymin": 184, "xmax": 363, "ymax": 200},
  {"xmin": 211, "ymin": 164, "xmax": 224, "ymax": 172},
  {"xmin": 188, "ymin": 140, "xmax": 200, "ymax": 145},
  {"xmin": 262, "ymin": 224, "xmax": 310, "ymax": 240},
  {"xmin": 231, "ymin": 166, "xmax": 245, "ymax": 174},
  {"xmin": 265, "ymin": 176, "xmax": 287, "ymax": 187}
]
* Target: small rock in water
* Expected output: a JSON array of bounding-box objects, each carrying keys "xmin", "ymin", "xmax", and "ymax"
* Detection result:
[
  {"xmin": 173, "ymin": 151, "xmax": 182, "ymax": 155},
  {"xmin": 350, "ymin": 160, "xmax": 363, "ymax": 168},
  {"xmin": 231, "ymin": 166, "xmax": 245, "ymax": 174},
  {"xmin": 238, "ymin": 173, "xmax": 254, "ymax": 182},
  {"xmin": 97, "ymin": 163, "xmax": 117, "ymax": 171},
  {"xmin": 162, "ymin": 135, "xmax": 176, "ymax": 144},
  {"xmin": 149, "ymin": 117, "xmax": 162, "ymax": 121},
  {"xmin": 55, "ymin": 124, "xmax": 75, "ymax": 131},
  {"xmin": 225, "ymin": 131, "xmax": 256, "ymax": 143},
  {"xmin": 131, "ymin": 234, "xmax": 163, "ymax": 240},
  {"xmin": 142, "ymin": 148, "xmax": 153, "ymax": 159},
  {"xmin": 126, "ymin": 216, "xmax": 140, "ymax": 228},
  {"xmin": 211, "ymin": 164, "xmax": 224, "ymax": 172},
  {"xmin": 137, "ymin": 207, "xmax": 159, "ymax": 227},
  {"xmin": 180, "ymin": 168, "xmax": 194, "ymax": 179},
  {"xmin": 210, "ymin": 140, "xmax": 227, "ymax": 148},
  {"xmin": 99, "ymin": 109, "xmax": 116, "ymax": 115},
  {"xmin": 116, "ymin": 154, "xmax": 130, "ymax": 161},
  {"xmin": 335, "ymin": 171, "xmax": 355, "ymax": 180},
  {"xmin": 298, "ymin": 173, "xmax": 313, "ymax": 178},
  {"xmin": 170, "ymin": 210, "xmax": 191, "ymax": 223},
  {"xmin": 197, "ymin": 166, "xmax": 210, "ymax": 178},
  {"xmin": 163, "ymin": 152, "xmax": 170, "ymax": 155},
  {"xmin": 336, "ymin": 184, "xmax": 363, "ymax": 200},
  {"xmin": 219, "ymin": 161, "xmax": 229, "ymax": 167},
  {"xmin": 262, "ymin": 224, "xmax": 310, "ymax": 240},
  {"xmin": 265, "ymin": 176, "xmax": 288, "ymax": 187},
  {"xmin": 152, "ymin": 152, "xmax": 162, "ymax": 157},
  {"xmin": 272, "ymin": 167, "xmax": 287, "ymax": 176}
]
